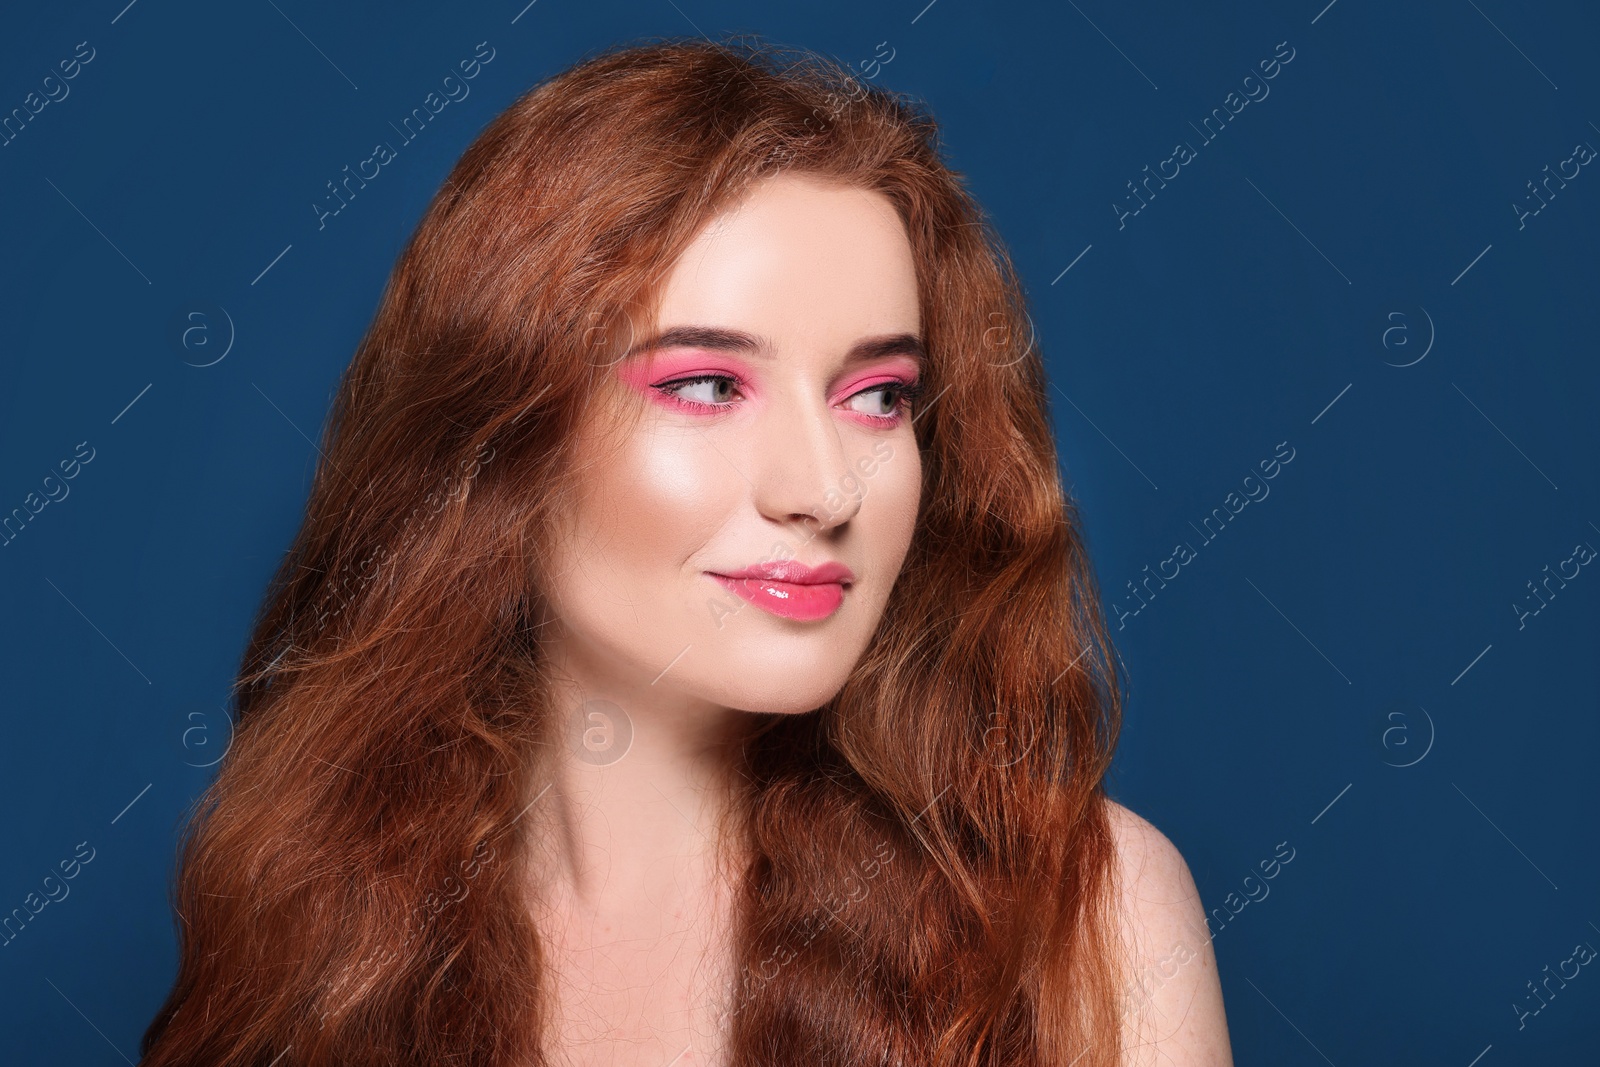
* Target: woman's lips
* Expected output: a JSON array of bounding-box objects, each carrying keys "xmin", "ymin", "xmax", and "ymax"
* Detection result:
[
  {"xmin": 706, "ymin": 559, "xmax": 854, "ymax": 621},
  {"xmin": 707, "ymin": 573, "xmax": 848, "ymax": 621}
]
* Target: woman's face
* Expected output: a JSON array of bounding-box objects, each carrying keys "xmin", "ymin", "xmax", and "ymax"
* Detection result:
[{"xmin": 542, "ymin": 172, "xmax": 924, "ymax": 717}]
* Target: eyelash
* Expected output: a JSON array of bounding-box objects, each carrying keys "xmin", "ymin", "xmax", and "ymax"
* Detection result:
[{"xmin": 652, "ymin": 374, "xmax": 926, "ymax": 425}]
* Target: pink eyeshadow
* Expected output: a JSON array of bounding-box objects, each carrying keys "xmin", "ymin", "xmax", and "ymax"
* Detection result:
[
  {"xmin": 830, "ymin": 355, "xmax": 922, "ymax": 402},
  {"xmin": 615, "ymin": 352, "xmax": 752, "ymax": 393}
]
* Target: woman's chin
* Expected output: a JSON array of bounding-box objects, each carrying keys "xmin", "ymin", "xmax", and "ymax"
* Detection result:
[{"xmin": 708, "ymin": 678, "xmax": 847, "ymax": 718}]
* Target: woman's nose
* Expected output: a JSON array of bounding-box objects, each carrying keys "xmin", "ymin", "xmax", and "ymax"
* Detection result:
[{"xmin": 749, "ymin": 394, "xmax": 863, "ymax": 537}]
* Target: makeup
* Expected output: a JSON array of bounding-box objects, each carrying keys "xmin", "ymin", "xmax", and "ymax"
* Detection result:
[
  {"xmin": 616, "ymin": 338, "xmax": 923, "ymax": 425},
  {"xmin": 706, "ymin": 559, "xmax": 854, "ymax": 621}
]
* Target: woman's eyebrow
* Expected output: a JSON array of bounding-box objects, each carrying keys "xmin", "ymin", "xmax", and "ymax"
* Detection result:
[{"xmin": 626, "ymin": 325, "xmax": 927, "ymax": 369}]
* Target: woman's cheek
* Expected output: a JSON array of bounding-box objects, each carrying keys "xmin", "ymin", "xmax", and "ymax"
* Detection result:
[
  {"xmin": 875, "ymin": 438, "xmax": 921, "ymax": 534},
  {"xmin": 600, "ymin": 430, "xmax": 737, "ymax": 567},
  {"xmin": 631, "ymin": 431, "xmax": 725, "ymax": 512}
]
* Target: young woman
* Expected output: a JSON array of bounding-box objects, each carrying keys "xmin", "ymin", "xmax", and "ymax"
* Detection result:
[{"xmin": 140, "ymin": 36, "xmax": 1230, "ymax": 1067}]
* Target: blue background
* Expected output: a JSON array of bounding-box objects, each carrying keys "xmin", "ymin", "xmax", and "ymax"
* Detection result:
[{"xmin": 2, "ymin": 0, "xmax": 1596, "ymax": 1062}]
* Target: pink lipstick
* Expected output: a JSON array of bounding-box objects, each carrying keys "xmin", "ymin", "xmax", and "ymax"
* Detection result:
[{"xmin": 707, "ymin": 560, "xmax": 854, "ymax": 621}]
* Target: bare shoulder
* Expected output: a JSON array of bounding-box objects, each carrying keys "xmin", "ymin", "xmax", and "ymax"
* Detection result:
[{"xmin": 1104, "ymin": 798, "xmax": 1234, "ymax": 1067}]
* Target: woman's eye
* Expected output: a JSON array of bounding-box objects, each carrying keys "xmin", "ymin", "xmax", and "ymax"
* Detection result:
[
  {"xmin": 658, "ymin": 375, "xmax": 741, "ymax": 406},
  {"xmin": 653, "ymin": 374, "xmax": 918, "ymax": 419},
  {"xmin": 846, "ymin": 383, "xmax": 906, "ymax": 417}
]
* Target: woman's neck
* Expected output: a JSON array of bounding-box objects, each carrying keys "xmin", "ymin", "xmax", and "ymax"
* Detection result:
[{"xmin": 526, "ymin": 657, "xmax": 755, "ymax": 919}]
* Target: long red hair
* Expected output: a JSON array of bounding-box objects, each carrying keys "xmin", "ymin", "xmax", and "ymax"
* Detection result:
[{"xmin": 140, "ymin": 35, "xmax": 1129, "ymax": 1067}]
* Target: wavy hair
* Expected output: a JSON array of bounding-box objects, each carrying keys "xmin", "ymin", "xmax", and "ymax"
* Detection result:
[{"xmin": 140, "ymin": 34, "xmax": 1129, "ymax": 1067}]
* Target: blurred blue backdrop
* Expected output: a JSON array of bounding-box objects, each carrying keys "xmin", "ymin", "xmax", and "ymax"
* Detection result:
[{"xmin": 2, "ymin": 0, "xmax": 1596, "ymax": 1062}]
